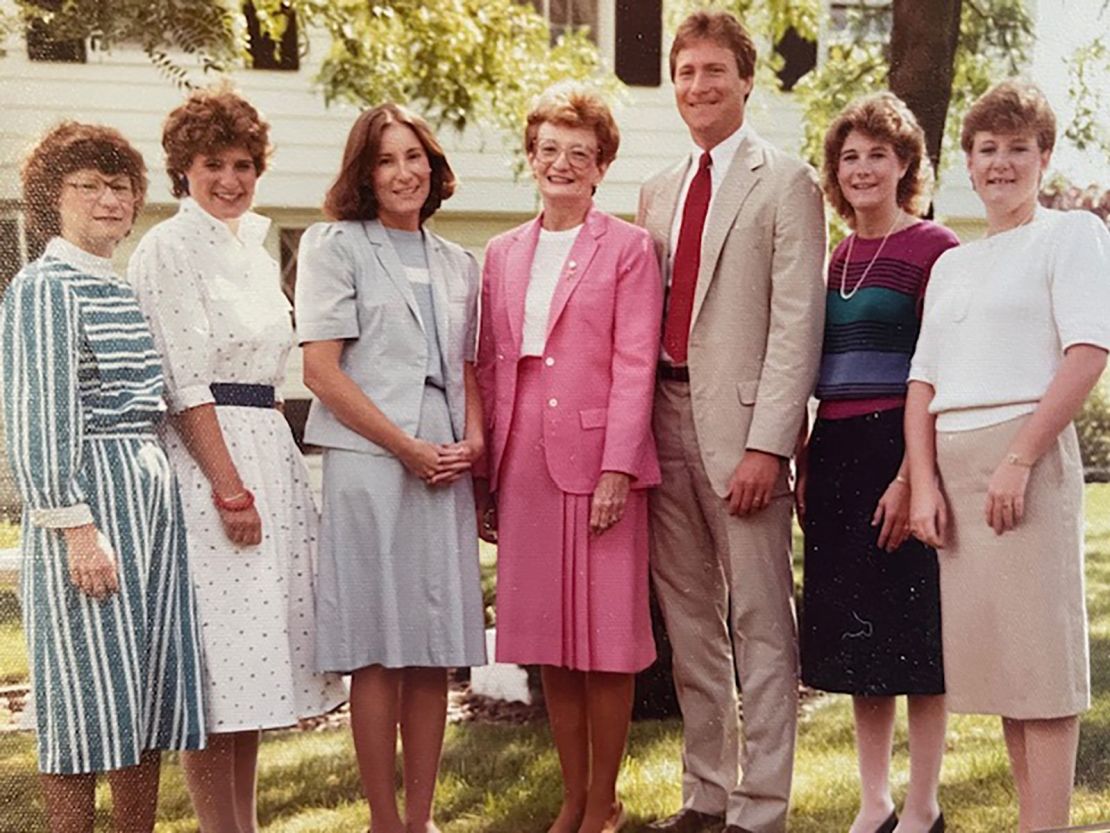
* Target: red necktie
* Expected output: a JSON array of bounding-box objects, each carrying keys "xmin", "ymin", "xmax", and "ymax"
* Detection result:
[{"xmin": 663, "ymin": 151, "xmax": 711, "ymax": 364}]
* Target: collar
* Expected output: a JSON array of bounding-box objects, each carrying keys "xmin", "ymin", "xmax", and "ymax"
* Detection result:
[
  {"xmin": 688, "ymin": 121, "xmax": 750, "ymax": 173},
  {"xmin": 178, "ymin": 196, "xmax": 271, "ymax": 246},
  {"xmin": 45, "ymin": 237, "xmax": 119, "ymax": 281}
]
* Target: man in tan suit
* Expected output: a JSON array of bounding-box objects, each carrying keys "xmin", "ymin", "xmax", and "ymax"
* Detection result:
[{"xmin": 637, "ymin": 11, "xmax": 826, "ymax": 833}]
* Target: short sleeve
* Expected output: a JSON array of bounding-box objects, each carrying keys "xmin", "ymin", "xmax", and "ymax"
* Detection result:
[
  {"xmin": 1050, "ymin": 211, "xmax": 1110, "ymax": 352},
  {"xmin": 462, "ymin": 251, "xmax": 480, "ymax": 363},
  {"xmin": 294, "ymin": 223, "xmax": 360, "ymax": 343},
  {"xmin": 908, "ymin": 256, "xmax": 948, "ymax": 386},
  {"xmin": 127, "ymin": 234, "xmax": 216, "ymax": 413},
  {"xmin": 0, "ymin": 273, "xmax": 93, "ymax": 527}
]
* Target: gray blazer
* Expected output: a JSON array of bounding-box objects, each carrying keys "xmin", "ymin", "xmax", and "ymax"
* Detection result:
[{"xmin": 294, "ymin": 219, "xmax": 479, "ymax": 454}]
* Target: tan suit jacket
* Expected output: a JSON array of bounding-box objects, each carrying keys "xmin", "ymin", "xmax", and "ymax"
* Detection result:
[{"xmin": 637, "ymin": 128, "xmax": 826, "ymax": 493}]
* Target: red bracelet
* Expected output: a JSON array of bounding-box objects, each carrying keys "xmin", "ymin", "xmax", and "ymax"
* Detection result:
[{"xmin": 212, "ymin": 488, "xmax": 255, "ymax": 512}]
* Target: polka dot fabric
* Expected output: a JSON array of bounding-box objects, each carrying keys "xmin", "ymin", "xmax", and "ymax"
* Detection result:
[{"xmin": 128, "ymin": 198, "xmax": 346, "ymax": 731}]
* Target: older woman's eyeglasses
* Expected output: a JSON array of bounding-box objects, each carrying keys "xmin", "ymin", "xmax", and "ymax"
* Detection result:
[
  {"xmin": 533, "ymin": 141, "xmax": 598, "ymax": 170},
  {"xmin": 64, "ymin": 177, "xmax": 135, "ymax": 202}
]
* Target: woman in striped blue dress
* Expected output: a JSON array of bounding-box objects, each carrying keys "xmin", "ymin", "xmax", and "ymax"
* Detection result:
[{"xmin": 0, "ymin": 122, "xmax": 206, "ymax": 832}]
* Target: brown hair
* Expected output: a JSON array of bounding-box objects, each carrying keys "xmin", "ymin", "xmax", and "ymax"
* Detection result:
[
  {"xmin": 162, "ymin": 85, "xmax": 271, "ymax": 197},
  {"xmin": 22, "ymin": 121, "xmax": 147, "ymax": 248},
  {"xmin": 822, "ymin": 92, "xmax": 933, "ymax": 223},
  {"xmin": 960, "ymin": 79, "xmax": 1056, "ymax": 154},
  {"xmin": 524, "ymin": 81, "xmax": 620, "ymax": 167},
  {"xmin": 323, "ymin": 103, "xmax": 456, "ymax": 223},
  {"xmin": 669, "ymin": 10, "xmax": 757, "ymax": 82}
]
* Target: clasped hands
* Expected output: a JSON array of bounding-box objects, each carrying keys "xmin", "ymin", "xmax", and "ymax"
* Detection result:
[{"xmin": 401, "ymin": 436, "xmax": 483, "ymax": 487}]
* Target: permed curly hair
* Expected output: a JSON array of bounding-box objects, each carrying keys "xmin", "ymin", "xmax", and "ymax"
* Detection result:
[
  {"xmin": 822, "ymin": 92, "xmax": 933, "ymax": 223},
  {"xmin": 960, "ymin": 79, "xmax": 1056, "ymax": 154},
  {"xmin": 524, "ymin": 81, "xmax": 620, "ymax": 168},
  {"xmin": 323, "ymin": 102, "xmax": 456, "ymax": 223},
  {"xmin": 21, "ymin": 121, "xmax": 147, "ymax": 248},
  {"xmin": 162, "ymin": 85, "xmax": 272, "ymax": 197}
]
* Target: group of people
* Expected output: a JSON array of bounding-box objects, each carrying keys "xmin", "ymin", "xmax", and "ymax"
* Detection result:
[{"xmin": 2, "ymin": 8, "xmax": 1107, "ymax": 833}]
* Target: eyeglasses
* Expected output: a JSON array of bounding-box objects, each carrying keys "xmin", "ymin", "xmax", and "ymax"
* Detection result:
[
  {"xmin": 63, "ymin": 177, "xmax": 136, "ymax": 202},
  {"xmin": 533, "ymin": 141, "xmax": 599, "ymax": 170}
]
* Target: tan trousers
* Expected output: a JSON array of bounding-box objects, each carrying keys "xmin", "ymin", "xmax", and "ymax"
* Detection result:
[{"xmin": 649, "ymin": 379, "xmax": 798, "ymax": 833}]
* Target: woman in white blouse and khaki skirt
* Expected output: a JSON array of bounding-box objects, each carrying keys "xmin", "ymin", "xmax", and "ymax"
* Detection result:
[{"xmin": 906, "ymin": 80, "xmax": 1110, "ymax": 832}]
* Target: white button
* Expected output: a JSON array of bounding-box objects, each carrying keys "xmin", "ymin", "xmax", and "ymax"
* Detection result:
[
  {"xmin": 568, "ymin": 260, "xmax": 577, "ymax": 270},
  {"xmin": 548, "ymin": 398, "xmax": 558, "ymax": 408},
  {"xmin": 497, "ymin": 353, "xmax": 505, "ymax": 360},
  {"xmin": 544, "ymin": 356, "xmax": 555, "ymax": 366}
]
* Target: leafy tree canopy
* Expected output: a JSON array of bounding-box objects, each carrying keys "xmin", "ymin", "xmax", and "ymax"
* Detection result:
[{"xmin": 5, "ymin": 0, "xmax": 612, "ymax": 140}]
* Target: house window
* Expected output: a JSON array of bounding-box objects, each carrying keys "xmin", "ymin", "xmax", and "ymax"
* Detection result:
[
  {"xmin": 244, "ymin": 1, "xmax": 299, "ymax": 71},
  {"xmin": 774, "ymin": 26, "xmax": 817, "ymax": 91},
  {"xmin": 615, "ymin": 0, "xmax": 662, "ymax": 87},
  {"xmin": 25, "ymin": 0, "xmax": 86, "ymax": 63},
  {"xmin": 531, "ymin": 0, "xmax": 599, "ymax": 44}
]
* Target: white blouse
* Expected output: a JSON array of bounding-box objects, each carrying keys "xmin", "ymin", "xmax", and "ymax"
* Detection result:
[
  {"xmin": 521, "ymin": 224, "xmax": 581, "ymax": 357},
  {"xmin": 909, "ymin": 208, "xmax": 1110, "ymax": 431},
  {"xmin": 126, "ymin": 198, "xmax": 293, "ymax": 413}
]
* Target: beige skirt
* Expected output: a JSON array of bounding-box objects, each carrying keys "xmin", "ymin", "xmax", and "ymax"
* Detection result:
[{"xmin": 935, "ymin": 416, "xmax": 1089, "ymax": 718}]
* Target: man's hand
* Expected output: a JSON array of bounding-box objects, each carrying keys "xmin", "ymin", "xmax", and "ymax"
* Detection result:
[{"xmin": 725, "ymin": 450, "xmax": 783, "ymax": 516}]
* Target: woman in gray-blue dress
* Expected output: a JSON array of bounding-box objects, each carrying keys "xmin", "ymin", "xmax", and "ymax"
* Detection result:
[
  {"xmin": 1, "ymin": 123, "xmax": 205, "ymax": 833},
  {"xmin": 295, "ymin": 103, "xmax": 485, "ymax": 832}
]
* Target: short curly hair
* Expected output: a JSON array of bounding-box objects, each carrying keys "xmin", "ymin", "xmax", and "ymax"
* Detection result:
[
  {"xmin": 822, "ymin": 92, "xmax": 933, "ymax": 223},
  {"xmin": 21, "ymin": 121, "xmax": 147, "ymax": 248},
  {"xmin": 162, "ymin": 86, "xmax": 271, "ymax": 197},
  {"xmin": 323, "ymin": 102, "xmax": 456, "ymax": 223},
  {"xmin": 524, "ymin": 81, "xmax": 620, "ymax": 167},
  {"xmin": 960, "ymin": 79, "xmax": 1056, "ymax": 154}
]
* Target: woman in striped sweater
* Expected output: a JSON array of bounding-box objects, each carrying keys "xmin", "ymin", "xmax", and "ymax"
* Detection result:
[
  {"xmin": 797, "ymin": 94, "xmax": 958, "ymax": 833},
  {"xmin": 0, "ymin": 122, "xmax": 206, "ymax": 832}
]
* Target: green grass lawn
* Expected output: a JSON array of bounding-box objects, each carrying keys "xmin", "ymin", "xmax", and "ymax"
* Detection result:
[{"xmin": 2, "ymin": 493, "xmax": 1110, "ymax": 831}]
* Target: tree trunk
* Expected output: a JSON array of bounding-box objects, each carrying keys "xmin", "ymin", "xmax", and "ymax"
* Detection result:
[{"xmin": 888, "ymin": 0, "xmax": 962, "ymax": 179}]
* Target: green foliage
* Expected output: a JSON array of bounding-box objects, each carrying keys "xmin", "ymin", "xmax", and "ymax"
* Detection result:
[
  {"xmin": 1077, "ymin": 379, "xmax": 1110, "ymax": 479},
  {"xmin": 15, "ymin": 0, "xmax": 237, "ymax": 87},
  {"xmin": 793, "ymin": 0, "xmax": 1034, "ymax": 173},
  {"xmin": 10, "ymin": 0, "xmax": 615, "ymax": 142},
  {"xmin": 1066, "ymin": 35, "xmax": 1110, "ymax": 160}
]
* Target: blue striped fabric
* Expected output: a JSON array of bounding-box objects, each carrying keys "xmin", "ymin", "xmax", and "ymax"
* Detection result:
[
  {"xmin": 0, "ymin": 244, "xmax": 206, "ymax": 774},
  {"xmin": 815, "ymin": 222, "xmax": 960, "ymax": 405}
]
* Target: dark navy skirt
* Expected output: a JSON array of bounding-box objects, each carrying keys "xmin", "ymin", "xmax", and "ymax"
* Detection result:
[{"xmin": 800, "ymin": 408, "xmax": 944, "ymax": 696}]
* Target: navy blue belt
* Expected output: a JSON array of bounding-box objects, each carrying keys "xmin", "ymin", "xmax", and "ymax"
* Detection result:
[{"xmin": 210, "ymin": 383, "xmax": 275, "ymax": 408}]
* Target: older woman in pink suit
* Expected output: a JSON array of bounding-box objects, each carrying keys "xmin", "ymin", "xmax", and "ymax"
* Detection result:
[{"xmin": 475, "ymin": 82, "xmax": 662, "ymax": 833}]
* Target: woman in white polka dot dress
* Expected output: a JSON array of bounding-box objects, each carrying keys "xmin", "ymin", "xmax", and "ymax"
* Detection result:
[{"xmin": 127, "ymin": 87, "xmax": 345, "ymax": 833}]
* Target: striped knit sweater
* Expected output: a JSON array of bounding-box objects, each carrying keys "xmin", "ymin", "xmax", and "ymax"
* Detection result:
[{"xmin": 815, "ymin": 220, "xmax": 959, "ymax": 416}]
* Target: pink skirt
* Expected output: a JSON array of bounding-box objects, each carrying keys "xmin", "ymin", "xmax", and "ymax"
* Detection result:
[{"xmin": 495, "ymin": 359, "xmax": 656, "ymax": 672}]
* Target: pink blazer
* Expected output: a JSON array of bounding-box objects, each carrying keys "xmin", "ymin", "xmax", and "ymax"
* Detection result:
[{"xmin": 476, "ymin": 207, "xmax": 663, "ymax": 495}]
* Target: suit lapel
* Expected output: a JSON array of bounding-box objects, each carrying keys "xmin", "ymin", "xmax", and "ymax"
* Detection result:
[
  {"xmin": 691, "ymin": 135, "xmax": 765, "ymax": 327},
  {"xmin": 424, "ymin": 232, "xmax": 451, "ymax": 349},
  {"xmin": 545, "ymin": 207, "xmax": 604, "ymax": 340},
  {"xmin": 362, "ymin": 220, "xmax": 423, "ymax": 332},
  {"xmin": 653, "ymin": 160, "xmax": 690, "ymax": 289},
  {"xmin": 504, "ymin": 217, "xmax": 543, "ymax": 351}
]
